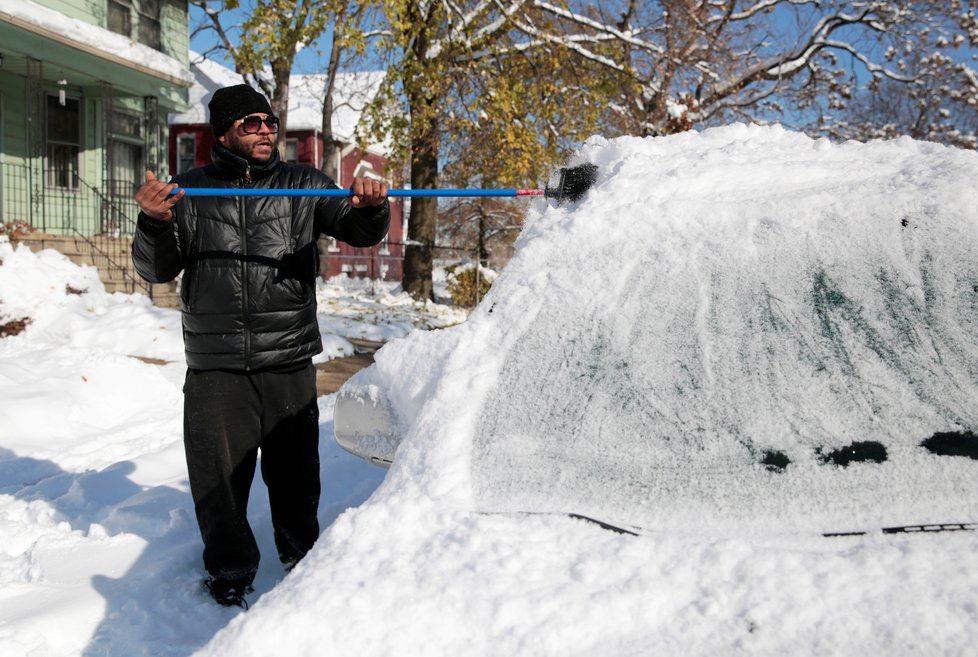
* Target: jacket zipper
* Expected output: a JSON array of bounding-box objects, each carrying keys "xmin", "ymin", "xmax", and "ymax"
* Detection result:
[
  {"xmin": 240, "ymin": 165, "xmax": 251, "ymax": 369},
  {"xmin": 185, "ymin": 214, "xmax": 202, "ymax": 312}
]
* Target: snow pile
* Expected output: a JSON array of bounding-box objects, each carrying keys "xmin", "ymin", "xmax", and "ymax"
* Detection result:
[
  {"xmin": 0, "ymin": 242, "xmax": 412, "ymax": 656},
  {"xmin": 315, "ymin": 273, "xmax": 468, "ymax": 349},
  {"xmin": 195, "ymin": 125, "xmax": 978, "ymax": 657},
  {"xmin": 0, "ymin": 240, "xmax": 184, "ymax": 363}
]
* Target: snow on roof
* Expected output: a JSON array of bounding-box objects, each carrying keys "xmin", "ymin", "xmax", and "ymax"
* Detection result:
[
  {"xmin": 289, "ymin": 71, "xmax": 386, "ymax": 141},
  {"xmin": 168, "ymin": 54, "xmax": 244, "ymax": 125},
  {"xmin": 0, "ymin": 0, "xmax": 192, "ymax": 87},
  {"xmin": 170, "ymin": 52, "xmax": 386, "ymax": 150}
]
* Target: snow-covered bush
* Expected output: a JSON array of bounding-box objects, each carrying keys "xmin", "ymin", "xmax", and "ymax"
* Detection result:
[{"xmin": 445, "ymin": 262, "xmax": 496, "ymax": 308}]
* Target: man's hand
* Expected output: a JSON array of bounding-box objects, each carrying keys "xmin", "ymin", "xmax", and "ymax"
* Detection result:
[
  {"xmin": 135, "ymin": 170, "xmax": 184, "ymax": 222},
  {"xmin": 349, "ymin": 177, "xmax": 388, "ymax": 208}
]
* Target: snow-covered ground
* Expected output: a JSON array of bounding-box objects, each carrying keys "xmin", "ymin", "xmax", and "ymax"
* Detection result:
[
  {"xmin": 3, "ymin": 124, "xmax": 978, "ymax": 657},
  {"xmin": 0, "ymin": 243, "xmax": 463, "ymax": 657}
]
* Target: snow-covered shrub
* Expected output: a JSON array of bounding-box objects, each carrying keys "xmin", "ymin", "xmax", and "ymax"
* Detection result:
[{"xmin": 445, "ymin": 262, "xmax": 496, "ymax": 308}]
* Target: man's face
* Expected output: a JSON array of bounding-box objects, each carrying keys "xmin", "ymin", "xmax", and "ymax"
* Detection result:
[{"xmin": 219, "ymin": 113, "xmax": 278, "ymax": 163}]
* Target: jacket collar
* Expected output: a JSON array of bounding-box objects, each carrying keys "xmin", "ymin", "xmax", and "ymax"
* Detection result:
[{"xmin": 211, "ymin": 142, "xmax": 281, "ymax": 183}]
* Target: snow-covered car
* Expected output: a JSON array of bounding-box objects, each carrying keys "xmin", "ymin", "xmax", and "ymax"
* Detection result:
[{"xmin": 334, "ymin": 124, "xmax": 978, "ymax": 539}]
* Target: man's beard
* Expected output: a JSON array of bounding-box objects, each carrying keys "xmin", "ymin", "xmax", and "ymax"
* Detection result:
[{"xmin": 224, "ymin": 132, "xmax": 276, "ymax": 163}]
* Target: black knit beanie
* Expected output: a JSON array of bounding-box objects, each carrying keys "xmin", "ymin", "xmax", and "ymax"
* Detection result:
[{"xmin": 208, "ymin": 84, "xmax": 274, "ymax": 137}]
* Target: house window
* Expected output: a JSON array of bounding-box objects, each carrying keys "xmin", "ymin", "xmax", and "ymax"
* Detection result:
[
  {"xmin": 107, "ymin": 0, "xmax": 132, "ymax": 37},
  {"xmin": 108, "ymin": 0, "xmax": 160, "ymax": 51},
  {"xmin": 326, "ymin": 236, "xmax": 339, "ymax": 253},
  {"xmin": 284, "ymin": 138, "xmax": 299, "ymax": 163},
  {"xmin": 137, "ymin": 0, "xmax": 162, "ymax": 51},
  {"xmin": 46, "ymin": 95, "xmax": 80, "ymax": 189},
  {"xmin": 110, "ymin": 141, "xmax": 143, "ymax": 197},
  {"xmin": 177, "ymin": 133, "xmax": 196, "ymax": 173},
  {"xmin": 113, "ymin": 110, "xmax": 142, "ymax": 140}
]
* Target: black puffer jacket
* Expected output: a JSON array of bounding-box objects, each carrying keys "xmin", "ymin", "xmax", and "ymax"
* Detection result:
[{"xmin": 132, "ymin": 144, "xmax": 390, "ymax": 371}]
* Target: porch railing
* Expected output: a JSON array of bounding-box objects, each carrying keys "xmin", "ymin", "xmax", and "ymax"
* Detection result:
[{"xmin": 0, "ymin": 161, "xmax": 150, "ymax": 295}]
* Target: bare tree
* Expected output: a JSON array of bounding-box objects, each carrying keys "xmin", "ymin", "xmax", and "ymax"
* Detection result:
[
  {"xmin": 438, "ymin": 198, "xmax": 525, "ymax": 268},
  {"xmin": 819, "ymin": 2, "xmax": 978, "ymax": 147},
  {"xmin": 516, "ymin": 1, "xmax": 978, "ymax": 143}
]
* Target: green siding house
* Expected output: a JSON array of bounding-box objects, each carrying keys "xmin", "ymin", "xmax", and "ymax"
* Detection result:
[{"xmin": 0, "ymin": 0, "xmax": 190, "ymax": 292}]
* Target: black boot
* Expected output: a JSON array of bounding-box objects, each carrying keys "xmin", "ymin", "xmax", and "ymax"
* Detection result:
[{"xmin": 204, "ymin": 577, "xmax": 254, "ymax": 609}]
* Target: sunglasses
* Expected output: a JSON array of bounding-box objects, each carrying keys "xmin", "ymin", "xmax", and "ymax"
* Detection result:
[{"xmin": 239, "ymin": 115, "xmax": 280, "ymax": 134}]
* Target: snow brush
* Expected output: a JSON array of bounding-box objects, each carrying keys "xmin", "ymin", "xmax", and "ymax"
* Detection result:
[{"xmin": 171, "ymin": 163, "xmax": 599, "ymax": 205}]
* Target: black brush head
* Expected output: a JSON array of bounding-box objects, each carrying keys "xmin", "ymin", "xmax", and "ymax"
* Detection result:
[{"xmin": 544, "ymin": 162, "xmax": 598, "ymax": 204}]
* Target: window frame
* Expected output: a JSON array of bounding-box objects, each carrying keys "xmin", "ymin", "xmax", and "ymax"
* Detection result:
[
  {"xmin": 45, "ymin": 94, "xmax": 81, "ymax": 190},
  {"xmin": 284, "ymin": 138, "xmax": 299, "ymax": 164},
  {"xmin": 176, "ymin": 133, "xmax": 197, "ymax": 174},
  {"xmin": 107, "ymin": 0, "xmax": 132, "ymax": 38},
  {"xmin": 107, "ymin": 108, "xmax": 145, "ymax": 199},
  {"xmin": 136, "ymin": 0, "xmax": 162, "ymax": 51}
]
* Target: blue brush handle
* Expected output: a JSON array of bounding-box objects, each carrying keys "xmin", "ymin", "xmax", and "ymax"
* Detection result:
[{"xmin": 173, "ymin": 188, "xmax": 543, "ymax": 198}]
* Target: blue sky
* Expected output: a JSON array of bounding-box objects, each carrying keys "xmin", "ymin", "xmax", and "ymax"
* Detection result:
[{"xmin": 188, "ymin": 4, "xmax": 365, "ymax": 75}]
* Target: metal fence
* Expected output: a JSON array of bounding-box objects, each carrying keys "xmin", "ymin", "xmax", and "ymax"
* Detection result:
[
  {"xmin": 324, "ymin": 242, "xmax": 404, "ymax": 280},
  {"xmin": 1, "ymin": 160, "xmax": 148, "ymax": 294}
]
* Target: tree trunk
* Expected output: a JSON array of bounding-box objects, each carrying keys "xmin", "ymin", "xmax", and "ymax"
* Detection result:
[
  {"xmin": 321, "ymin": 95, "xmax": 338, "ymax": 180},
  {"xmin": 477, "ymin": 206, "xmax": 488, "ymax": 267},
  {"xmin": 403, "ymin": 123, "xmax": 438, "ymax": 301},
  {"xmin": 401, "ymin": 10, "xmax": 438, "ymax": 302},
  {"xmin": 271, "ymin": 58, "xmax": 292, "ymax": 160},
  {"xmin": 320, "ymin": 38, "xmax": 342, "ymax": 180},
  {"xmin": 317, "ymin": 88, "xmax": 337, "ymax": 280}
]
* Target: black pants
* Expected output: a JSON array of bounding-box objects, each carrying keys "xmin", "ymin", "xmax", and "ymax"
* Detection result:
[{"xmin": 183, "ymin": 361, "xmax": 320, "ymax": 584}]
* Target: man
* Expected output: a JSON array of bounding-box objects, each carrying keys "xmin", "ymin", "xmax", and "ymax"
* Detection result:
[{"xmin": 132, "ymin": 84, "xmax": 389, "ymax": 608}]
